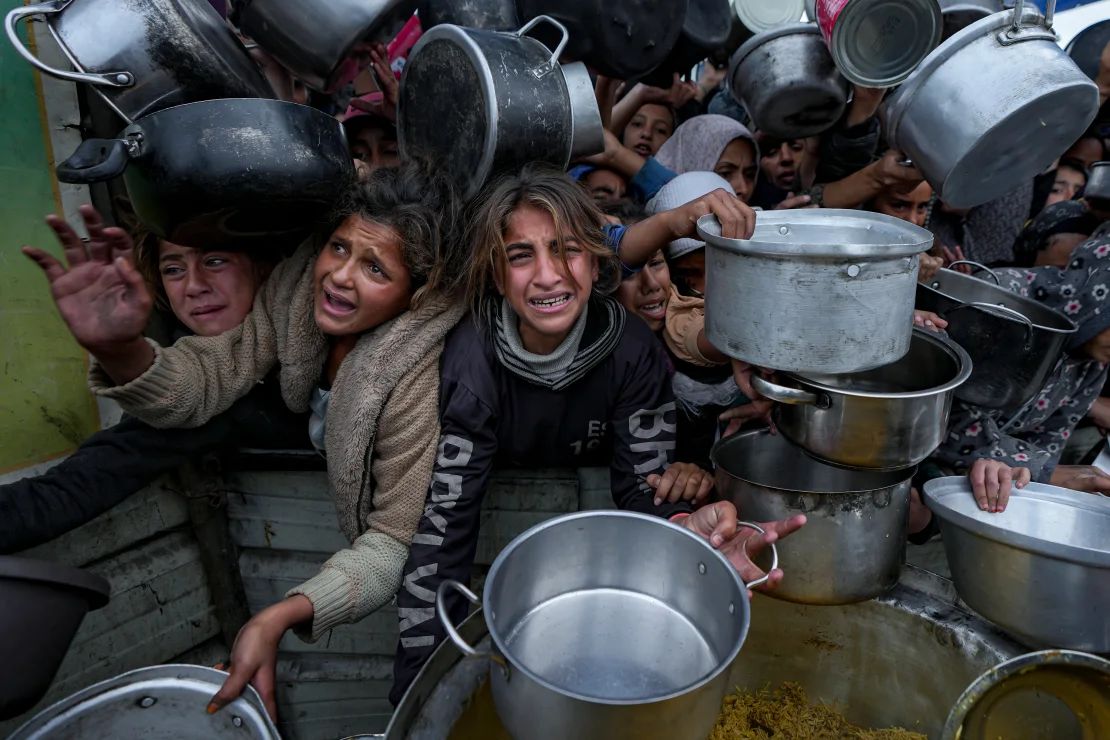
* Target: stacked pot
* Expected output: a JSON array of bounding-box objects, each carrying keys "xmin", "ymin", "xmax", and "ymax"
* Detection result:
[{"xmin": 699, "ymin": 210, "xmax": 973, "ymax": 605}]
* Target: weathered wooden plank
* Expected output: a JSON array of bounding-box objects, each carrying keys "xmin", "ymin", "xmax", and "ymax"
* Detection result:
[
  {"xmin": 278, "ymin": 622, "xmax": 397, "ymax": 656},
  {"xmin": 278, "ymin": 712, "xmax": 392, "ymax": 740},
  {"xmin": 578, "ymin": 467, "xmax": 615, "ymax": 510},
  {"xmin": 475, "ymin": 510, "xmax": 564, "ymax": 565},
  {"xmin": 485, "ymin": 469, "xmax": 579, "ymax": 511},
  {"xmin": 21, "ymin": 483, "xmax": 189, "ymax": 566},
  {"xmin": 224, "ymin": 471, "xmax": 332, "ymax": 501},
  {"xmin": 227, "ymin": 493, "xmax": 348, "ymax": 553},
  {"xmin": 276, "ymin": 654, "xmax": 394, "ymax": 682}
]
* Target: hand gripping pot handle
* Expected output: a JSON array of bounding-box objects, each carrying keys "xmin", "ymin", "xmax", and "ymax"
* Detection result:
[
  {"xmin": 751, "ymin": 375, "xmax": 827, "ymax": 408},
  {"xmin": 736, "ymin": 521, "xmax": 779, "ymax": 591},
  {"xmin": 436, "ymin": 580, "xmax": 509, "ymax": 677},
  {"xmin": 5, "ymin": 0, "xmax": 134, "ymax": 87},
  {"xmin": 513, "ymin": 14, "xmax": 569, "ymax": 77}
]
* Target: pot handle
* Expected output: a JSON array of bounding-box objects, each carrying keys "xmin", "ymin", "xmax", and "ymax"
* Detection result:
[
  {"xmin": 737, "ymin": 521, "xmax": 779, "ymax": 591},
  {"xmin": 5, "ymin": 1, "xmax": 134, "ymax": 88},
  {"xmin": 946, "ymin": 301, "xmax": 1035, "ymax": 348},
  {"xmin": 55, "ymin": 138, "xmax": 133, "ymax": 184},
  {"xmin": 1002, "ymin": 0, "xmax": 1056, "ymax": 41},
  {"xmin": 436, "ymin": 580, "xmax": 509, "ymax": 676},
  {"xmin": 946, "ymin": 260, "xmax": 1000, "ymax": 285},
  {"xmin": 751, "ymin": 375, "xmax": 827, "ymax": 408},
  {"xmin": 514, "ymin": 15, "xmax": 569, "ymax": 77}
]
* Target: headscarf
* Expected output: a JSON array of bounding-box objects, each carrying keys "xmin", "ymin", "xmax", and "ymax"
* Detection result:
[
  {"xmin": 645, "ymin": 172, "xmax": 734, "ymax": 260},
  {"xmin": 655, "ymin": 115, "xmax": 759, "ymax": 176},
  {"xmin": 1011, "ymin": 200, "xmax": 1100, "ymax": 267}
]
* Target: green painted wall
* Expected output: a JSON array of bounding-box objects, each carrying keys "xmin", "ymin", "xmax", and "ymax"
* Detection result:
[{"xmin": 0, "ymin": 1, "xmax": 98, "ymax": 472}]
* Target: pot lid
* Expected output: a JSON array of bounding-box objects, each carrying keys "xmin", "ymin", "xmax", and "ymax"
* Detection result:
[
  {"xmin": 733, "ymin": 0, "xmax": 805, "ymax": 32},
  {"xmin": 697, "ymin": 209, "xmax": 933, "ymax": 258},
  {"xmin": 943, "ymin": 650, "xmax": 1110, "ymax": 740},
  {"xmin": 10, "ymin": 665, "xmax": 279, "ymax": 740},
  {"xmin": 731, "ymin": 22, "xmax": 820, "ymax": 69},
  {"xmin": 922, "ymin": 477, "xmax": 1110, "ymax": 568}
]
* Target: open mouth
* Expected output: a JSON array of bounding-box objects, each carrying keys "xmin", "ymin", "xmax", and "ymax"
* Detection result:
[
  {"xmin": 528, "ymin": 293, "xmax": 573, "ymax": 313},
  {"xmin": 633, "ymin": 143, "xmax": 653, "ymax": 157},
  {"xmin": 639, "ymin": 301, "xmax": 666, "ymax": 320},
  {"xmin": 322, "ymin": 286, "xmax": 357, "ymax": 316}
]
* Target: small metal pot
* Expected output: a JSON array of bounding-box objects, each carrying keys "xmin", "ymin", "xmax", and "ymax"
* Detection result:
[
  {"xmin": 435, "ymin": 511, "xmax": 775, "ymax": 740},
  {"xmin": 816, "ymin": 0, "xmax": 943, "ymax": 87},
  {"xmin": 882, "ymin": 1, "xmax": 1100, "ymax": 208},
  {"xmin": 924, "ymin": 478, "xmax": 1110, "ymax": 652},
  {"xmin": 752, "ymin": 328, "xmax": 972, "ymax": 470},
  {"xmin": 234, "ymin": 0, "xmax": 418, "ymax": 93},
  {"xmin": 1086, "ymin": 160, "xmax": 1110, "ymax": 201},
  {"xmin": 697, "ymin": 210, "xmax": 933, "ymax": 374},
  {"xmin": 916, "ymin": 263, "xmax": 1077, "ymax": 410},
  {"xmin": 54, "ymin": 98, "xmax": 354, "ymax": 249},
  {"xmin": 729, "ymin": 23, "xmax": 849, "ymax": 139},
  {"xmin": 713, "ymin": 429, "xmax": 914, "ymax": 605},
  {"xmin": 4, "ymin": 0, "xmax": 275, "ymax": 122},
  {"xmin": 399, "ymin": 16, "xmax": 603, "ymax": 198}
]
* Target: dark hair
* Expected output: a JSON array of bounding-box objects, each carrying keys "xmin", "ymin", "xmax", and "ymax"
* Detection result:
[
  {"xmin": 462, "ymin": 163, "xmax": 620, "ymax": 313},
  {"xmin": 603, "ymin": 199, "xmax": 647, "ymax": 225},
  {"xmin": 1057, "ymin": 157, "xmax": 1089, "ymax": 177},
  {"xmin": 328, "ymin": 158, "xmax": 463, "ymax": 306}
]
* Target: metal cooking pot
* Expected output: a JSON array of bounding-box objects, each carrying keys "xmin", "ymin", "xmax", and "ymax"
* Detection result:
[
  {"xmin": 418, "ymin": 0, "xmax": 518, "ymax": 30},
  {"xmin": 0, "ymin": 557, "xmax": 109, "ymax": 720},
  {"xmin": 923, "ymin": 478, "xmax": 1110, "ymax": 652},
  {"xmin": 752, "ymin": 328, "xmax": 972, "ymax": 470},
  {"xmin": 939, "ymin": 0, "xmax": 1001, "ymax": 40},
  {"xmin": 233, "ymin": 0, "xmax": 418, "ymax": 93},
  {"xmin": 943, "ymin": 650, "xmax": 1110, "ymax": 740},
  {"xmin": 434, "ymin": 511, "xmax": 775, "ymax": 740},
  {"xmin": 637, "ymin": 0, "xmax": 732, "ymax": 89},
  {"xmin": 516, "ymin": 0, "xmax": 688, "ymax": 79},
  {"xmin": 713, "ymin": 429, "xmax": 914, "ymax": 605},
  {"xmin": 916, "ymin": 263, "xmax": 1077, "ymax": 410},
  {"xmin": 1066, "ymin": 18, "xmax": 1110, "ymax": 81},
  {"xmin": 815, "ymin": 0, "xmax": 943, "ymax": 88},
  {"xmin": 728, "ymin": 23, "xmax": 849, "ymax": 139},
  {"xmin": 882, "ymin": 0, "xmax": 1100, "ymax": 209},
  {"xmin": 399, "ymin": 16, "xmax": 603, "ymax": 198},
  {"xmin": 54, "ymin": 98, "xmax": 354, "ymax": 250},
  {"xmin": 4, "ymin": 0, "xmax": 274, "ymax": 123},
  {"xmin": 1087, "ymin": 160, "xmax": 1110, "ymax": 201},
  {"xmin": 390, "ymin": 575, "xmax": 1024, "ymax": 739},
  {"xmin": 697, "ymin": 210, "xmax": 932, "ymax": 374},
  {"xmin": 10, "ymin": 665, "xmax": 279, "ymax": 739}
]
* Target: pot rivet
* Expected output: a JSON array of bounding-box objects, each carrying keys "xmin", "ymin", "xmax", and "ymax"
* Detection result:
[
  {"xmin": 729, "ymin": 602, "xmax": 735, "ymax": 614},
  {"xmin": 139, "ymin": 696, "xmax": 156, "ymax": 708},
  {"xmin": 115, "ymin": 73, "xmax": 130, "ymax": 85},
  {"xmin": 698, "ymin": 562, "xmax": 707, "ymax": 575},
  {"xmin": 232, "ymin": 716, "xmax": 243, "ymax": 728},
  {"xmin": 847, "ymin": 264, "xmax": 861, "ymax": 278},
  {"xmin": 778, "ymin": 226, "xmax": 790, "ymax": 236}
]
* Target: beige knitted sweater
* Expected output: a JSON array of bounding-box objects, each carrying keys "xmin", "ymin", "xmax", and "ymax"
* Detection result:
[{"xmin": 90, "ymin": 240, "xmax": 464, "ymax": 640}]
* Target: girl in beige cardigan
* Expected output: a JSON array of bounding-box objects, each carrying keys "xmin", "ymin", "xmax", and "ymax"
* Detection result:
[{"xmin": 23, "ymin": 162, "xmax": 465, "ymax": 719}]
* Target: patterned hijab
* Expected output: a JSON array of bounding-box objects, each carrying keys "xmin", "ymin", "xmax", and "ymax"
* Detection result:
[
  {"xmin": 655, "ymin": 114, "xmax": 759, "ymax": 176},
  {"xmin": 1011, "ymin": 200, "xmax": 1100, "ymax": 268}
]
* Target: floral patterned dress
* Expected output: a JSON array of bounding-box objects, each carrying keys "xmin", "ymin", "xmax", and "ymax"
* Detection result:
[{"xmin": 930, "ymin": 224, "xmax": 1110, "ymax": 481}]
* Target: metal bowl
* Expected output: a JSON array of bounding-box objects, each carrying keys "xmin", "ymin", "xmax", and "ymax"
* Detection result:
[
  {"xmin": 923, "ymin": 478, "xmax": 1110, "ymax": 652},
  {"xmin": 942, "ymin": 650, "xmax": 1110, "ymax": 740}
]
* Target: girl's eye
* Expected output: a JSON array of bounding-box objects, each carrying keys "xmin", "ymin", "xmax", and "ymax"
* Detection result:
[
  {"xmin": 161, "ymin": 266, "xmax": 184, "ymax": 277},
  {"xmin": 204, "ymin": 257, "xmax": 228, "ymax": 268},
  {"xmin": 508, "ymin": 251, "xmax": 531, "ymax": 264},
  {"xmin": 332, "ymin": 242, "xmax": 348, "ymax": 256}
]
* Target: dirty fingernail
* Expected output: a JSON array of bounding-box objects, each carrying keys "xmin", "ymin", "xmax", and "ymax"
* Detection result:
[
  {"xmin": 653, "ymin": 497, "xmax": 662, "ymax": 506},
  {"xmin": 206, "ymin": 703, "xmax": 219, "ymax": 715},
  {"xmin": 711, "ymin": 534, "xmax": 723, "ymax": 546}
]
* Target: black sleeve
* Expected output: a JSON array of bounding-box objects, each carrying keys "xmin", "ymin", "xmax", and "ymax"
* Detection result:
[
  {"xmin": 816, "ymin": 117, "xmax": 881, "ymax": 184},
  {"xmin": 391, "ymin": 381, "xmax": 498, "ymax": 705},
  {"xmin": 609, "ymin": 338, "xmax": 690, "ymax": 519}
]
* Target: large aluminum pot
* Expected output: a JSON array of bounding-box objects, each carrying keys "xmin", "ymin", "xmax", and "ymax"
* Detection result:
[
  {"xmin": 728, "ymin": 23, "xmax": 849, "ymax": 139},
  {"xmin": 939, "ymin": 0, "xmax": 1001, "ymax": 40},
  {"xmin": 433, "ymin": 511, "xmax": 775, "ymax": 740},
  {"xmin": 816, "ymin": 0, "xmax": 943, "ymax": 87},
  {"xmin": 752, "ymin": 328, "xmax": 972, "ymax": 470},
  {"xmin": 399, "ymin": 17, "xmax": 603, "ymax": 198},
  {"xmin": 10, "ymin": 665, "xmax": 279, "ymax": 739},
  {"xmin": 724, "ymin": 0, "xmax": 807, "ymax": 53},
  {"xmin": 638, "ymin": 0, "xmax": 733, "ymax": 89},
  {"xmin": 54, "ymin": 99, "xmax": 354, "ymax": 250},
  {"xmin": 233, "ymin": 0, "xmax": 418, "ymax": 93},
  {"xmin": 924, "ymin": 478, "xmax": 1110, "ymax": 652},
  {"xmin": 389, "ymin": 575, "xmax": 1024, "ymax": 739},
  {"xmin": 4, "ymin": 0, "xmax": 275, "ymax": 123},
  {"xmin": 697, "ymin": 210, "xmax": 932, "ymax": 374},
  {"xmin": 916, "ymin": 264, "xmax": 1077, "ymax": 410},
  {"xmin": 713, "ymin": 429, "xmax": 914, "ymax": 605},
  {"xmin": 882, "ymin": 1, "xmax": 1100, "ymax": 209}
]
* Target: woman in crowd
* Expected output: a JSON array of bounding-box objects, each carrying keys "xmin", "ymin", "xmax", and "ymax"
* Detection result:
[
  {"xmin": 391, "ymin": 165, "xmax": 804, "ymax": 703},
  {"xmin": 1010, "ymin": 200, "xmax": 1100, "ymax": 268},
  {"xmin": 655, "ymin": 115, "xmax": 763, "ymax": 205},
  {"xmin": 24, "ymin": 161, "xmax": 466, "ymax": 719}
]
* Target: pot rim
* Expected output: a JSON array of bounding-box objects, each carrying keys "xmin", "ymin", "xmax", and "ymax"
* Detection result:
[
  {"xmin": 923, "ymin": 477, "xmax": 1110, "ymax": 567},
  {"xmin": 698, "ymin": 209, "xmax": 933, "ymax": 258},
  {"xmin": 786, "ymin": 328, "xmax": 973, "ymax": 400},
  {"xmin": 730, "ymin": 21, "xmax": 820, "ymax": 69},
  {"xmin": 711, "ymin": 429, "xmax": 918, "ymax": 494},
  {"xmin": 918, "ymin": 272, "xmax": 1078, "ymax": 335},
  {"xmin": 481, "ymin": 510, "xmax": 751, "ymax": 705}
]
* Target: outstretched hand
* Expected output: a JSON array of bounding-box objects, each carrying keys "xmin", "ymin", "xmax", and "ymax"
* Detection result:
[{"xmin": 681, "ymin": 501, "xmax": 806, "ymax": 591}]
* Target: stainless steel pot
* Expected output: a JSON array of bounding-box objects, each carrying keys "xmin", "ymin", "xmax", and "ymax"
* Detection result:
[
  {"xmin": 728, "ymin": 23, "xmax": 849, "ymax": 139},
  {"xmin": 713, "ymin": 429, "xmax": 914, "ymax": 605},
  {"xmin": 697, "ymin": 210, "xmax": 932, "ymax": 374},
  {"xmin": 752, "ymin": 328, "xmax": 972, "ymax": 470},
  {"xmin": 942, "ymin": 650, "xmax": 1110, "ymax": 740},
  {"xmin": 233, "ymin": 0, "xmax": 418, "ymax": 93},
  {"xmin": 1087, "ymin": 160, "xmax": 1110, "ymax": 201},
  {"xmin": 882, "ymin": 0, "xmax": 1100, "ymax": 209},
  {"xmin": 924, "ymin": 477, "xmax": 1110, "ymax": 652},
  {"xmin": 916, "ymin": 264, "xmax": 1077, "ymax": 410},
  {"xmin": 399, "ymin": 16, "xmax": 603, "ymax": 198},
  {"xmin": 10, "ymin": 665, "xmax": 279, "ymax": 739},
  {"xmin": 391, "ymin": 576, "xmax": 1024, "ymax": 739},
  {"xmin": 434, "ymin": 511, "xmax": 775, "ymax": 740},
  {"xmin": 1066, "ymin": 18, "xmax": 1110, "ymax": 81},
  {"xmin": 5, "ymin": 0, "xmax": 275, "ymax": 122},
  {"xmin": 939, "ymin": 0, "xmax": 1001, "ymax": 40},
  {"xmin": 816, "ymin": 0, "xmax": 943, "ymax": 88}
]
